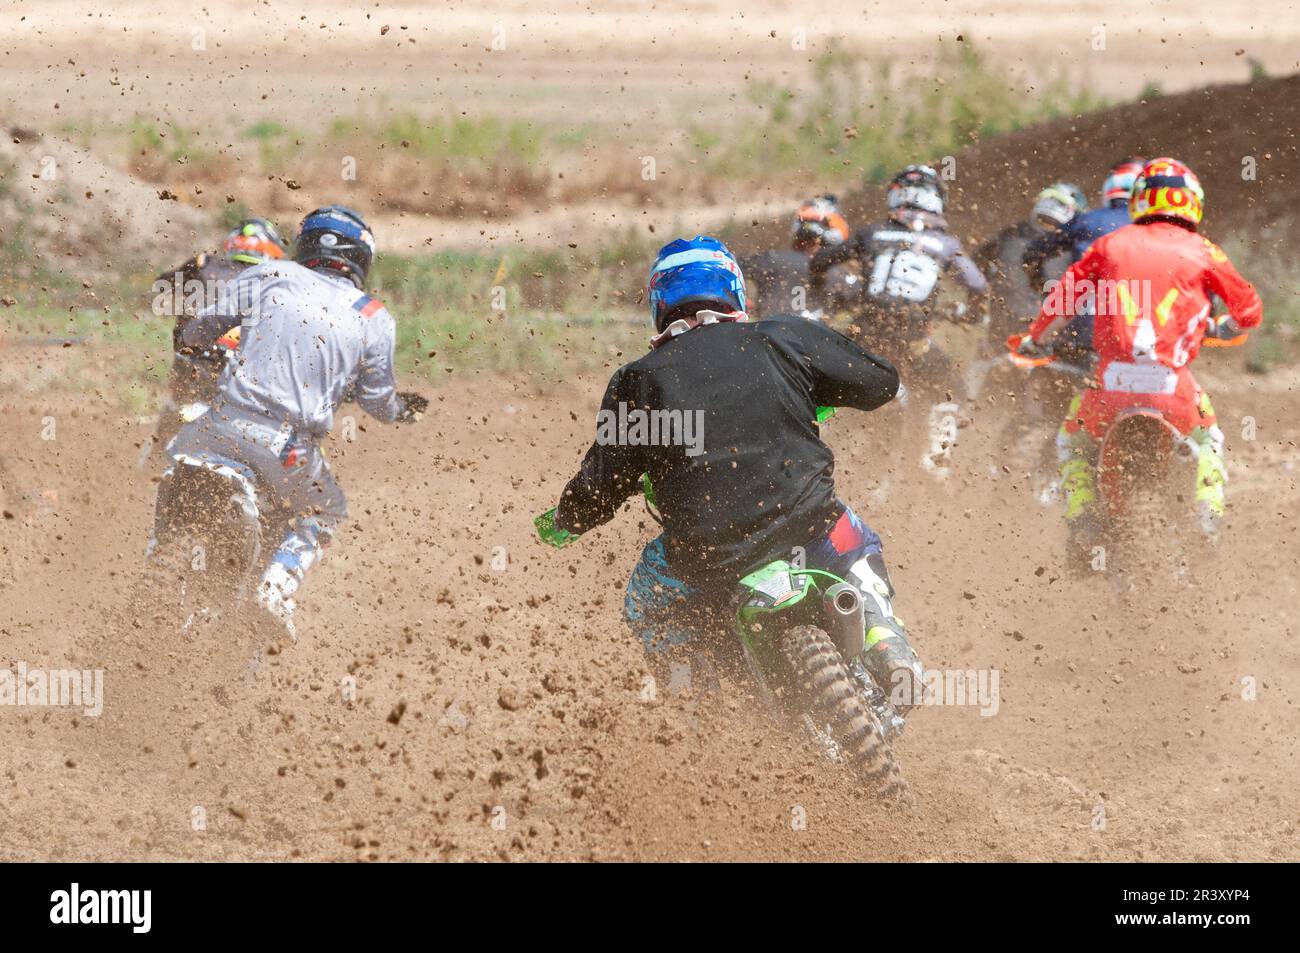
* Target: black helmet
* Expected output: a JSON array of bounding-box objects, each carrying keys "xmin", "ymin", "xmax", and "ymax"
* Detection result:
[
  {"xmin": 887, "ymin": 164, "xmax": 946, "ymax": 216},
  {"xmin": 294, "ymin": 205, "xmax": 374, "ymax": 289}
]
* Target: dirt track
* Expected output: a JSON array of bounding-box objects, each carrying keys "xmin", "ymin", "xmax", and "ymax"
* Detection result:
[
  {"xmin": 1, "ymin": 350, "xmax": 1297, "ymax": 861},
  {"xmin": 3, "ymin": 3, "xmax": 1300, "ymax": 863}
]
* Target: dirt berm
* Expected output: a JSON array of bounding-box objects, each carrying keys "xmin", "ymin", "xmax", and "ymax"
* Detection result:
[{"xmin": 739, "ymin": 73, "xmax": 1299, "ymax": 255}]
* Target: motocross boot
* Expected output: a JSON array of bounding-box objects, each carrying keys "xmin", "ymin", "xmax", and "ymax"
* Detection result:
[
  {"xmin": 864, "ymin": 617, "xmax": 924, "ymax": 713},
  {"xmin": 849, "ymin": 556, "xmax": 924, "ymax": 712},
  {"xmin": 1061, "ymin": 456, "xmax": 1104, "ymax": 573},
  {"xmin": 1190, "ymin": 425, "xmax": 1227, "ymax": 545},
  {"xmin": 257, "ymin": 562, "xmax": 297, "ymax": 641},
  {"xmin": 1057, "ymin": 410, "xmax": 1103, "ymax": 573}
]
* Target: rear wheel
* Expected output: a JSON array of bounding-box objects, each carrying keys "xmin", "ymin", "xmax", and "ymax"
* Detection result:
[
  {"xmin": 779, "ymin": 624, "xmax": 910, "ymax": 802},
  {"xmin": 115, "ymin": 463, "xmax": 264, "ymax": 655},
  {"xmin": 1103, "ymin": 429, "xmax": 1202, "ymax": 594}
]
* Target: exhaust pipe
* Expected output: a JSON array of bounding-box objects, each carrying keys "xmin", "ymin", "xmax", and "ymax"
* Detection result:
[{"xmin": 823, "ymin": 582, "xmax": 865, "ymax": 660}]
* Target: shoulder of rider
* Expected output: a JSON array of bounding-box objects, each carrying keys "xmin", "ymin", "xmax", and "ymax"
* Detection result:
[
  {"xmin": 347, "ymin": 287, "xmax": 392, "ymax": 322},
  {"xmin": 154, "ymin": 250, "xmax": 208, "ymax": 290}
]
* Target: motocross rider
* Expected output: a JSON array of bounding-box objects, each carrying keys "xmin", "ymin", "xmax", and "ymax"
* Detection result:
[
  {"xmin": 538, "ymin": 236, "xmax": 923, "ymax": 708},
  {"xmin": 809, "ymin": 164, "xmax": 989, "ymax": 476},
  {"xmin": 149, "ymin": 218, "xmax": 289, "ymax": 455},
  {"xmin": 975, "ymin": 182, "xmax": 1087, "ymax": 349},
  {"xmin": 160, "ymin": 205, "xmax": 428, "ymax": 636},
  {"xmin": 1017, "ymin": 158, "xmax": 1263, "ymax": 558},
  {"xmin": 740, "ymin": 195, "xmax": 851, "ymax": 319},
  {"xmin": 1022, "ymin": 158, "xmax": 1146, "ymax": 365}
]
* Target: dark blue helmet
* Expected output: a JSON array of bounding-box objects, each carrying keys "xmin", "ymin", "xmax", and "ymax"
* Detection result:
[{"xmin": 294, "ymin": 205, "xmax": 374, "ymax": 289}]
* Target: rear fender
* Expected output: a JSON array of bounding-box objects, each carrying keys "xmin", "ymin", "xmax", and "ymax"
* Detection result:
[
  {"xmin": 1097, "ymin": 408, "xmax": 1183, "ymax": 516},
  {"xmin": 165, "ymin": 453, "xmax": 259, "ymax": 504},
  {"xmin": 735, "ymin": 560, "xmax": 814, "ymax": 643},
  {"xmin": 155, "ymin": 453, "xmax": 262, "ymax": 573}
]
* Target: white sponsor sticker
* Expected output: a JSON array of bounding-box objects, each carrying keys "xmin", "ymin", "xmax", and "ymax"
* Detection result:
[
  {"xmin": 753, "ymin": 570, "xmax": 795, "ymax": 602},
  {"xmin": 1102, "ymin": 361, "xmax": 1178, "ymax": 395}
]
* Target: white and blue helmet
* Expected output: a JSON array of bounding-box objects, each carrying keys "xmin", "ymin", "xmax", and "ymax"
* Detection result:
[
  {"xmin": 647, "ymin": 236, "xmax": 747, "ymax": 333},
  {"xmin": 887, "ymin": 164, "xmax": 946, "ymax": 216}
]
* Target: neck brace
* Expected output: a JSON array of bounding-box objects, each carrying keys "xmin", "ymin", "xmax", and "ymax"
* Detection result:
[{"xmin": 650, "ymin": 309, "xmax": 749, "ymax": 349}]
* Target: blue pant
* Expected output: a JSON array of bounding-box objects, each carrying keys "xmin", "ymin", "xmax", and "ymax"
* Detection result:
[{"xmin": 624, "ymin": 505, "xmax": 887, "ymax": 654}]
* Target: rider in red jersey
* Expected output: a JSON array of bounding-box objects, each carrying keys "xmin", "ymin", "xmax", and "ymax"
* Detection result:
[{"xmin": 1019, "ymin": 157, "xmax": 1263, "ymax": 555}]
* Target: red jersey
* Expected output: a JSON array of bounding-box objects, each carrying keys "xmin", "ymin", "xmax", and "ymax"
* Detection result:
[{"xmin": 1030, "ymin": 220, "xmax": 1262, "ymax": 375}]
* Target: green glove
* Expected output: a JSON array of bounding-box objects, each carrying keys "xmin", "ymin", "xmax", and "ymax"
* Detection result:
[
  {"xmin": 816, "ymin": 405, "xmax": 836, "ymax": 424},
  {"xmin": 535, "ymin": 507, "xmax": 579, "ymax": 548},
  {"xmin": 640, "ymin": 472, "xmax": 658, "ymax": 509}
]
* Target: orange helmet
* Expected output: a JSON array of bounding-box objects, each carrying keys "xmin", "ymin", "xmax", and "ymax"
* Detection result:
[
  {"xmin": 792, "ymin": 195, "xmax": 849, "ymax": 250},
  {"xmin": 223, "ymin": 217, "xmax": 288, "ymax": 265},
  {"xmin": 1129, "ymin": 157, "xmax": 1204, "ymax": 227}
]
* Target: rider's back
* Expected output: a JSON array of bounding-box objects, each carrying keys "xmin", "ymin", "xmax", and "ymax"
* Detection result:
[
  {"xmin": 560, "ymin": 318, "xmax": 898, "ymax": 588},
  {"xmin": 976, "ymin": 221, "xmax": 1046, "ymax": 334},
  {"xmin": 1067, "ymin": 205, "xmax": 1131, "ymax": 254},
  {"xmin": 157, "ymin": 252, "xmax": 247, "ymax": 349},
  {"xmin": 1077, "ymin": 221, "xmax": 1261, "ymax": 370},
  {"xmin": 207, "ymin": 260, "xmax": 399, "ymax": 437},
  {"xmin": 855, "ymin": 217, "xmax": 972, "ymax": 308}
]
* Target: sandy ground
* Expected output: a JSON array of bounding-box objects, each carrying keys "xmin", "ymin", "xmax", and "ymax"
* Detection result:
[
  {"xmin": 0, "ymin": 348, "xmax": 1296, "ymax": 861},
  {"xmin": 4, "ymin": 0, "xmax": 1299, "ymax": 126},
  {"xmin": 1, "ymin": 2, "xmax": 1297, "ymax": 863}
]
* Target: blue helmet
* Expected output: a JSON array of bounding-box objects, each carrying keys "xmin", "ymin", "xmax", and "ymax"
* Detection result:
[{"xmin": 647, "ymin": 236, "xmax": 746, "ymax": 333}]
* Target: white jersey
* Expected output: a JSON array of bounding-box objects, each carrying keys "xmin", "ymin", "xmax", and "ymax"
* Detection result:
[{"xmin": 184, "ymin": 260, "xmax": 402, "ymax": 438}]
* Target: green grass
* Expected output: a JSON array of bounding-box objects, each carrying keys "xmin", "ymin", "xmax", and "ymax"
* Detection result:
[
  {"xmin": 369, "ymin": 114, "xmax": 545, "ymax": 166},
  {"xmin": 126, "ymin": 117, "xmax": 208, "ymax": 165},
  {"xmin": 691, "ymin": 43, "xmax": 1108, "ymax": 185},
  {"xmin": 0, "ymin": 291, "xmax": 173, "ymax": 401},
  {"xmin": 0, "ymin": 245, "xmax": 641, "ymax": 404},
  {"xmin": 1219, "ymin": 227, "xmax": 1300, "ymax": 373},
  {"xmin": 373, "ymin": 250, "xmax": 640, "ymax": 378},
  {"xmin": 241, "ymin": 120, "xmax": 299, "ymax": 171},
  {"xmin": 318, "ymin": 106, "xmax": 587, "ymax": 176}
]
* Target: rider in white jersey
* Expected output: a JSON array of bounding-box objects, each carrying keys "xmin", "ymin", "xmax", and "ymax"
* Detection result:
[{"xmin": 163, "ymin": 206, "xmax": 426, "ymax": 635}]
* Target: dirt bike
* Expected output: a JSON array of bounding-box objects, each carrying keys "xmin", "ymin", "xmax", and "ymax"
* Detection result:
[
  {"xmin": 534, "ymin": 452, "xmax": 910, "ymax": 802},
  {"xmin": 143, "ymin": 431, "xmax": 268, "ymax": 637},
  {"xmin": 78, "ymin": 433, "xmax": 279, "ymax": 695},
  {"xmin": 1006, "ymin": 321, "xmax": 1246, "ymax": 588},
  {"xmin": 833, "ymin": 298, "xmax": 980, "ymax": 484}
]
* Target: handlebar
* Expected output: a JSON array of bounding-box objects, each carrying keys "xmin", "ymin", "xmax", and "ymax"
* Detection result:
[
  {"xmin": 1004, "ymin": 333, "xmax": 1057, "ymax": 369},
  {"xmin": 1202, "ymin": 314, "xmax": 1248, "ymax": 349}
]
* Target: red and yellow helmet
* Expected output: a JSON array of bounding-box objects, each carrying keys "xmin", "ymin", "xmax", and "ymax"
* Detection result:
[{"xmin": 1129, "ymin": 157, "xmax": 1204, "ymax": 227}]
